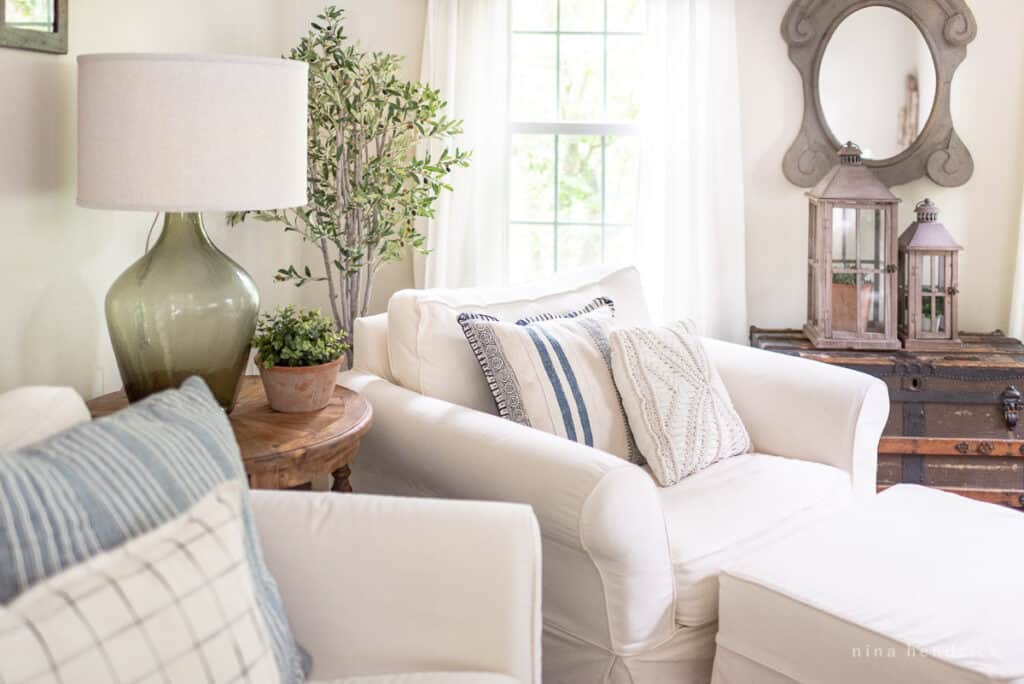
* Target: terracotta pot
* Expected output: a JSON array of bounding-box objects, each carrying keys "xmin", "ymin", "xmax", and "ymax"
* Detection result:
[
  {"xmin": 256, "ymin": 356, "xmax": 343, "ymax": 413},
  {"xmin": 831, "ymin": 282, "xmax": 873, "ymax": 332}
]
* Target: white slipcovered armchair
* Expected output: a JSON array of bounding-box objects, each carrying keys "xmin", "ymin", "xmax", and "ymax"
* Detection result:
[
  {"xmin": 340, "ymin": 266, "xmax": 890, "ymax": 684},
  {"xmin": 0, "ymin": 386, "xmax": 543, "ymax": 684}
]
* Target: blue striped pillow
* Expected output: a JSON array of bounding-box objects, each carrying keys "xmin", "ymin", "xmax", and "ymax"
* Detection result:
[
  {"xmin": 0, "ymin": 377, "xmax": 306, "ymax": 682},
  {"xmin": 458, "ymin": 297, "xmax": 639, "ymax": 463}
]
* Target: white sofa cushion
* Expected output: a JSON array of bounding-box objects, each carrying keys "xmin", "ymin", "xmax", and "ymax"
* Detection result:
[
  {"xmin": 610, "ymin": 321, "xmax": 751, "ymax": 485},
  {"xmin": 320, "ymin": 674, "xmax": 520, "ymax": 684},
  {"xmin": 458, "ymin": 298, "xmax": 637, "ymax": 462},
  {"xmin": 716, "ymin": 485, "xmax": 1024, "ymax": 683},
  {"xmin": 659, "ymin": 453, "xmax": 852, "ymax": 627},
  {"xmin": 0, "ymin": 386, "xmax": 90, "ymax": 450},
  {"xmin": 387, "ymin": 265, "xmax": 651, "ymax": 413}
]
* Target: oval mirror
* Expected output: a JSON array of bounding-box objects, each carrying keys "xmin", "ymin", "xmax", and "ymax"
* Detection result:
[{"xmin": 818, "ymin": 7, "xmax": 936, "ymax": 161}]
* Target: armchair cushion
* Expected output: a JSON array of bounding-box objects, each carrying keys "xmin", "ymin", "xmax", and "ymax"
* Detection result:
[
  {"xmin": 659, "ymin": 453, "xmax": 852, "ymax": 627},
  {"xmin": 318, "ymin": 674, "xmax": 520, "ymax": 684},
  {"xmin": 387, "ymin": 265, "xmax": 650, "ymax": 413}
]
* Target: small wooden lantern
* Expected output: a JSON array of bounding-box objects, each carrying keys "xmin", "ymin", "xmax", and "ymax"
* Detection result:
[
  {"xmin": 804, "ymin": 142, "xmax": 901, "ymax": 350},
  {"xmin": 898, "ymin": 198, "xmax": 963, "ymax": 350}
]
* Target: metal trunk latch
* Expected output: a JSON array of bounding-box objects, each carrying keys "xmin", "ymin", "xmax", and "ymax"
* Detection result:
[{"xmin": 1001, "ymin": 386, "xmax": 1022, "ymax": 430}]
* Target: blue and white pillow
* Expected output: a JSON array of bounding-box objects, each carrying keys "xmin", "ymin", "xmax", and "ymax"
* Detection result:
[
  {"xmin": 0, "ymin": 377, "xmax": 307, "ymax": 682},
  {"xmin": 459, "ymin": 297, "xmax": 639, "ymax": 463}
]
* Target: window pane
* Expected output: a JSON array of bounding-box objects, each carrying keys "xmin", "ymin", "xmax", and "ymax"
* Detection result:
[
  {"xmin": 510, "ymin": 223, "xmax": 555, "ymax": 284},
  {"xmin": 864, "ymin": 272, "xmax": 884, "ymax": 334},
  {"xmin": 604, "ymin": 223, "xmax": 634, "ymax": 266},
  {"xmin": 934, "ymin": 295, "xmax": 946, "ymax": 334},
  {"xmin": 558, "ymin": 135, "xmax": 602, "ymax": 222},
  {"xmin": 605, "ymin": 135, "xmax": 639, "ymax": 224},
  {"xmin": 511, "ymin": 34, "xmax": 557, "ymax": 121},
  {"xmin": 857, "ymin": 209, "xmax": 884, "ymax": 270},
  {"xmin": 512, "ymin": 0, "xmax": 557, "ymax": 31},
  {"xmin": 560, "ymin": 0, "xmax": 603, "ymax": 31},
  {"xmin": 606, "ymin": 35, "xmax": 643, "ymax": 120},
  {"xmin": 510, "ymin": 135, "xmax": 556, "ymax": 222},
  {"xmin": 831, "ymin": 273, "xmax": 861, "ymax": 333},
  {"xmin": 921, "ymin": 254, "xmax": 933, "ymax": 292},
  {"xmin": 558, "ymin": 224, "xmax": 603, "ymax": 270},
  {"xmin": 559, "ymin": 35, "xmax": 603, "ymax": 121},
  {"xmin": 921, "ymin": 295, "xmax": 933, "ymax": 332},
  {"xmin": 832, "ymin": 208, "xmax": 857, "ymax": 271},
  {"xmin": 607, "ymin": 0, "xmax": 646, "ymax": 32}
]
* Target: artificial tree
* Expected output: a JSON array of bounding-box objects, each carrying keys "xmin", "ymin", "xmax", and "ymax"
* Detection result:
[{"xmin": 231, "ymin": 6, "xmax": 470, "ymax": 364}]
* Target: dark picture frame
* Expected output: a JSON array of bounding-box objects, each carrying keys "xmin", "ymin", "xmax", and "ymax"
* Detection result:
[{"xmin": 0, "ymin": 0, "xmax": 68, "ymax": 55}]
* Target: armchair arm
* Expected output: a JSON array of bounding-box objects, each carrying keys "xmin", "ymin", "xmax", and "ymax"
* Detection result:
[
  {"xmin": 703, "ymin": 338, "xmax": 890, "ymax": 499},
  {"xmin": 251, "ymin": 490, "xmax": 541, "ymax": 682},
  {"xmin": 340, "ymin": 370, "xmax": 677, "ymax": 655}
]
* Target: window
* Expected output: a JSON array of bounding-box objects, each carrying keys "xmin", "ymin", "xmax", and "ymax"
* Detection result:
[
  {"xmin": 4, "ymin": 0, "xmax": 56, "ymax": 32},
  {"xmin": 508, "ymin": 0, "xmax": 645, "ymax": 283}
]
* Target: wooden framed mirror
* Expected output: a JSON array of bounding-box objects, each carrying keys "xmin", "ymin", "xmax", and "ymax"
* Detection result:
[
  {"xmin": 781, "ymin": 0, "xmax": 976, "ymax": 188},
  {"xmin": 0, "ymin": 0, "xmax": 68, "ymax": 54}
]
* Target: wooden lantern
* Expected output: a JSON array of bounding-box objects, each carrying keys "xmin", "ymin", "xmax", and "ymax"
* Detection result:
[
  {"xmin": 898, "ymin": 198, "xmax": 963, "ymax": 350},
  {"xmin": 804, "ymin": 142, "xmax": 901, "ymax": 350}
]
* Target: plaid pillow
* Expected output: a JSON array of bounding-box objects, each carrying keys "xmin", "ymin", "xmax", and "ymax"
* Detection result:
[
  {"xmin": 0, "ymin": 481, "xmax": 281, "ymax": 683},
  {"xmin": 0, "ymin": 377, "xmax": 305, "ymax": 682}
]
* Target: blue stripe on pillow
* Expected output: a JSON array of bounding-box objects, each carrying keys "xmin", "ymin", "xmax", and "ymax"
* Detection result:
[
  {"xmin": 525, "ymin": 327, "xmax": 578, "ymax": 442},
  {"xmin": 539, "ymin": 327, "xmax": 593, "ymax": 447}
]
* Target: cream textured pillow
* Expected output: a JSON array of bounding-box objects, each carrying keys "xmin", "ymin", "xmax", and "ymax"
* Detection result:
[
  {"xmin": 0, "ymin": 481, "xmax": 281, "ymax": 684},
  {"xmin": 609, "ymin": 321, "xmax": 751, "ymax": 485},
  {"xmin": 458, "ymin": 297, "xmax": 638, "ymax": 462}
]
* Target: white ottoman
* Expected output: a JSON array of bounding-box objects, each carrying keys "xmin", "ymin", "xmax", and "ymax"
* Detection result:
[{"xmin": 712, "ymin": 485, "xmax": 1024, "ymax": 684}]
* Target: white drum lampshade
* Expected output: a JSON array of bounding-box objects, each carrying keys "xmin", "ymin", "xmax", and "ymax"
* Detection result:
[
  {"xmin": 76, "ymin": 54, "xmax": 309, "ymax": 410},
  {"xmin": 78, "ymin": 53, "xmax": 308, "ymax": 211}
]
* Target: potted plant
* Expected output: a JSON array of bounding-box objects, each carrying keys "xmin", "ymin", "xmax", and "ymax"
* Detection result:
[
  {"xmin": 831, "ymin": 273, "xmax": 873, "ymax": 332},
  {"xmin": 253, "ymin": 306, "xmax": 349, "ymax": 413},
  {"xmin": 229, "ymin": 6, "xmax": 470, "ymax": 366}
]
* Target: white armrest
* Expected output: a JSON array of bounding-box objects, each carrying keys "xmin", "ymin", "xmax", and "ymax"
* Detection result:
[
  {"xmin": 0, "ymin": 386, "xmax": 90, "ymax": 450},
  {"xmin": 251, "ymin": 490, "xmax": 541, "ymax": 682},
  {"xmin": 703, "ymin": 339, "xmax": 889, "ymax": 499},
  {"xmin": 340, "ymin": 371, "xmax": 676, "ymax": 655}
]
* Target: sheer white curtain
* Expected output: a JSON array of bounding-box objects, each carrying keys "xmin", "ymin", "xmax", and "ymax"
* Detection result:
[
  {"xmin": 415, "ymin": 0, "xmax": 510, "ymax": 289},
  {"xmin": 1009, "ymin": 189, "xmax": 1024, "ymax": 338},
  {"xmin": 634, "ymin": 0, "xmax": 749, "ymax": 342}
]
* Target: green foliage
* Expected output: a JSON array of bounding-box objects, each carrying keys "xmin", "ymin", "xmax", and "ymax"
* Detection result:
[
  {"xmin": 229, "ymin": 6, "xmax": 470, "ymax": 362},
  {"xmin": 253, "ymin": 306, "xmax": 349, "ymax": 369}
]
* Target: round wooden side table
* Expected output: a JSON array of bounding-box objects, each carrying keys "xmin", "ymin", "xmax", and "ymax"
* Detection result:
[{"xmin": 86, "ymin": 376, "xmax": 373, "ymax": 492}]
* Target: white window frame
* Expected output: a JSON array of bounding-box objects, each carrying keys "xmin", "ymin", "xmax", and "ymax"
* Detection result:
[{"xmin": 508, "ymin": 2, "xmax": 643, "ymax": 274}]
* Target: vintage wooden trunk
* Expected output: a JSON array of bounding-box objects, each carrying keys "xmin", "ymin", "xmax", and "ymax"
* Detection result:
[{"xmin": 751, "ymin": 328, "xmax": 1024, "ymax": 509}]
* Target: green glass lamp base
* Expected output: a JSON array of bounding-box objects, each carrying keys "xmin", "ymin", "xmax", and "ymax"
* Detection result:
[{"xmin": 105, "ymin": 212, "xmax": 260, "ymax": 411}]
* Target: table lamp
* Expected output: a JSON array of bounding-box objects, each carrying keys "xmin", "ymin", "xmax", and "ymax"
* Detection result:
[{"xmin": 77, "ymin": 54, "xmax": 308, "ymax": 410}]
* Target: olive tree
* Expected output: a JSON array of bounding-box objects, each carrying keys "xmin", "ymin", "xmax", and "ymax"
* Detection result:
[{"xmin": 231, "ymin": 6, "xmax": 469, "ymax": 364}]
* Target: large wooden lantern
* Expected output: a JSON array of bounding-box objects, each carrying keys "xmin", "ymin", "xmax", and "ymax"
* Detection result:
[
  {"xmin": 805, "ymin": 142, "xmax": 901, "ymax": 350},
  {"xmin": 898, "ymin": 198, "xmax": 963, "ymax": 350}
]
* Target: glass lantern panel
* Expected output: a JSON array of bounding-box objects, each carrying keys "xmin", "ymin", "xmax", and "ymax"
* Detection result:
[
  {"xmin": 831, "ymin": 208, "xmax": 857, "ymax": 272},
  {"xmin": 934, "ymin": 295, "xmax": 947, "ymax": 334},
  {"xmin": 921, "ymin": 295, "xmax": 933, "ymax": 332},
  {"xmin": 934, "ymin": 254, "xmax": 947, "ymax": 290},
  {"xmin": 831, "ymin": 272, "xmax": 859, "ymax": 333},
  {"xmin": 857, "ymin": 209, "xmax": 885, "ymax": 271},
  {"xmin": 921, "ymin": 255, "xmax": 933, "ymax": 293},
  {"xmin": 864, "ymin": 272, "xmax": 884, "ymax": 334}
]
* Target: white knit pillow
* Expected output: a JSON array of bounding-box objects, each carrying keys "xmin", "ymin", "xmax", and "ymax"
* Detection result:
[
  {"xmin": 609, "ymin": 321, "xmax": 751, "ymax": 486},
  {"xmin": 0, "ymin": 481, "xmax": 281, "ymax": 684}
]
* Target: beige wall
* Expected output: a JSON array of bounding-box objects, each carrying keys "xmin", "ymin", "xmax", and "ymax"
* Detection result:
[
  {"xmin": 0, "ymin": 0, "xmax": 424, "ymax": 399},
  {"xmin": 737, "ymin": 0, "xmax": 1024, "ymax": 333}
]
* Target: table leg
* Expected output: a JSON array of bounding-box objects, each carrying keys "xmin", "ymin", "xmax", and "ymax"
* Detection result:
[{"xmin": 331, "ymin": 464, "xmax": 352, "ymax": 493}]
